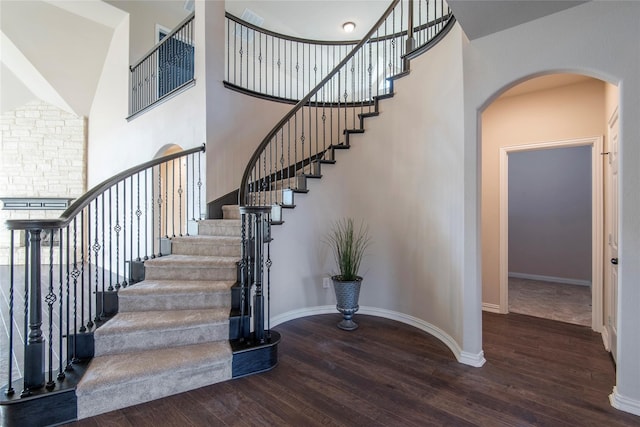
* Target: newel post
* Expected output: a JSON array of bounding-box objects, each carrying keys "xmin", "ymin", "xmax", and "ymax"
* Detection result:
[
  {"xmin": 24, "ymin": 229, "xmax": 45, "ymax": 393},
  {"xmin": 405, "ymin": 0, "xmax": 415, "ymax": 70}
]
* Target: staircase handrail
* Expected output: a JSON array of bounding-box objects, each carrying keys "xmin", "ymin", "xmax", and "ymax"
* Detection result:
[
  {"xmin": 6, "ymin": 145, "xmax": 205, "ymax": 231},
  {"xmin": 239, "ymin": 0, "xmax": 401, "ymax": 204}
]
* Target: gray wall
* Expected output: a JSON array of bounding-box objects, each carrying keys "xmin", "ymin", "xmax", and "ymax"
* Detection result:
[{"xmin": 508, "ymin": 146, "xmax": 592, "ymax": 283}]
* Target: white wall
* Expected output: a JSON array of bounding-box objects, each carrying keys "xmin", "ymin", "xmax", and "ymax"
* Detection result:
[
  {"xmin": 105, "ymin": 0, "xmax": 189, "ymax": 64},
  {"xmin": 268, "ymin": 25, "xmax": 481, "ymax": 366},
  {"xmin": 481, "ymin": 78, "xmax": 605, "ymax": 304},
  {"xmin": 508, "ymin": 146, "xmax": 592, "ymax": 282},
  {"xmin": 462, "ymin": 1, "xmax": 640, "ymax": 415},
  {"xmin": 88, "ymin": 5, "xmax": 205, "ymax": 188}
]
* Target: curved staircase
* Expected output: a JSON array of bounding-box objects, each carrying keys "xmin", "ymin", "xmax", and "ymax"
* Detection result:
[{"xmin": 76, "ymin": 212, "xmax": 242, "ymax": 418}]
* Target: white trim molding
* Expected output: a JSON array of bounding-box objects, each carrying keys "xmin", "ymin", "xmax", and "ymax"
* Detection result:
[
  {"xmin": 271, "ymin": 306, "xmax": 486, "ymax": 368},
  {"xmin": 482, "ymin": 302, "xmax": 501, "ymax": 313},
  {"xmin": 508, "ymin": 272, "xmax": 591, "ymax": 287},
  {"xmin": 499, "ymin": 136, "xmax": 604, "ymax": 333},
  {"xmin": 610, "ymin": 387, "xmax": 640, "ymax": 416}
]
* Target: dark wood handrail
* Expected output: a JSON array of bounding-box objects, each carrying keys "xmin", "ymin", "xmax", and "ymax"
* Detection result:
[
  {"xmin": 238, "ymin": 0, "xmax": 401, "ymax": 204},
  {"xmin": 6, "ymin": 144, "xmax": 205, "ymax": 231}
]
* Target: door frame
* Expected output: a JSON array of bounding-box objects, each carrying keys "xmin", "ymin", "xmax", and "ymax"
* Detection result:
[{"xmin": 498, "ymin": 136, "xmax": 604, "ymax": 331}]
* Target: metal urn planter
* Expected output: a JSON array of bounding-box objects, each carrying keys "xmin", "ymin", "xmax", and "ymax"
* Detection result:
[
  {"xmin": 332, "ymin": 277, "xmax": 362, "ymax": 331},
  {"xmin": 326, "ymin": 218, "xmax": 370, "ymax": 331}
]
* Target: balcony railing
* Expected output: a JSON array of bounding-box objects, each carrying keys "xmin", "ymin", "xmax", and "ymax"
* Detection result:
[
  {"xmin": 128, "ymin": 13, "xmax": 195, "ymax": 119},
  {"xmin": 225, "ymin": 0, "xmax": 452, "ymax": 103}
]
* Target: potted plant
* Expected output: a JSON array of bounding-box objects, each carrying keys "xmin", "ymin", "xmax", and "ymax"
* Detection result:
[{"xmin": 327, "ymin": 218, "xmax": 371, "ymax": 331}]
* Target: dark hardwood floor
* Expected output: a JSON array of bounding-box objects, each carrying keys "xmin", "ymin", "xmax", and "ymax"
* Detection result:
[{"xmin": 67, "ymin": 313, "xmax": 638, "ymax": 426}]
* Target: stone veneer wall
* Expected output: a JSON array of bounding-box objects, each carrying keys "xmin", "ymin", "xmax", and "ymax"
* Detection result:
[{"xmin": 0, "ymin": 100, "xmax": 86, "ymax": 264}]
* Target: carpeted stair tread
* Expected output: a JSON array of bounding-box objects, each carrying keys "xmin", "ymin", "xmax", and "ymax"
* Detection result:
[
  {"xmin": 171, "ymin": 235, "xmax": 241, "ymax": 257},
  {"xmin": 96, "ymin": 308, "xmax": 228, "ymax": 335},
  {"xmin": 94, "ymin": 309, "xmax": 229, "ymax": 356},
  {"xmin": 120, "ymin": 279, "xmax": 233, "ymax": 296},
  {"xmin": 118, "ymin": 280, "xmax": 233, "ymax": 311},
  {"xmin": 144, "ymin": 255, "xmax": 239, "ymax": 281},
  {"xmin": 144, "ymin": 254, "xmax": 239, "ymax": 267},
  {"xmin": 76, "ymin": 342, "xmax": 231, "ymax": 418},
  {"xmin": 172, "ymin": 235, "xmax": 241, "ymax": 244}
]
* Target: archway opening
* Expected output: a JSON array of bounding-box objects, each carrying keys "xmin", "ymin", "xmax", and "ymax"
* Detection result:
[{"xmin": 480, "ymin": 73, "xmax": 619, "ymax": 353}]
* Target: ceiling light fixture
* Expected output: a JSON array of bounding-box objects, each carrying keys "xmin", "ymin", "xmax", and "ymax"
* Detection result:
[{"xmin": 342, "ymin": 22, "xmax": 356, "ymax": 33}]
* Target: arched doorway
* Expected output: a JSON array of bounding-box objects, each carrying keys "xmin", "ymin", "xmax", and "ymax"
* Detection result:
[
  {"xmin": 479, "ymin": 72, "xmax": 619, "ymax": 350},
  {"xmin": 153, "ymin": 144, "xmax": 188, "ymax": 253}
]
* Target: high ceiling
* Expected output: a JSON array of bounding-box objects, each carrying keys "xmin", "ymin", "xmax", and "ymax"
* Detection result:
[
  {"xmin": 225, "ymin": 1, "xmax": 390, "ymax": 41},
  {"xmin": 1, "ymin": 0, "xmax": 594, "ymax": 116}
]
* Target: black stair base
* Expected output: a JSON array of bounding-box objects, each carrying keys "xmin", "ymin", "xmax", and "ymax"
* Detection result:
[
  {"xmin": 0, "ymin": 362, "xmax": 88, "ymax": 427},
  {"xmin": 231, "ymin": 331, "xmax": 281, "ymax": 378}
]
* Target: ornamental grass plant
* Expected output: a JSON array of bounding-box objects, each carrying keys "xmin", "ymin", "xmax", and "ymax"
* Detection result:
[{"xmin": 327, "ymin": 218, "xmax": 371, "ymax": 281}]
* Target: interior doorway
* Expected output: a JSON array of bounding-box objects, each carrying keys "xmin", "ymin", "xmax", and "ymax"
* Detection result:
[
  {"xmin": 501, "ymin": 139, "xmax": 602, "ymax": 328},
  {"xmin": 480, "ymin": 73, "xmax": 619, "ymax": 335}
]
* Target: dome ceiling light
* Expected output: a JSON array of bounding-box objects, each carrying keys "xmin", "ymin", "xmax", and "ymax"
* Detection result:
[{"xmin": 342, "ymin": 21, "xmax": 356, "ymax": 33}]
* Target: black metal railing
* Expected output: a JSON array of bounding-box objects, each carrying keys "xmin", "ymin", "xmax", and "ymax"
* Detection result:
[
  {"xmin": 235, "ymin": 0, "xmax": 452, "ymax": 344},
  {"xmin": 226, "ymin": 0, "xmax": 451, "ymax": 102},
  {"xmin": 238, "ymin": 0, "xmax": 452, "ymax": 207},
  {"xmin": 237, "ymin": 206, "xmax": 272, "ymax": 345},
  {"xmin": 1, "ymin": 145, "xmax": 205, "ymax": 397},
  {"xmin": 129, "ymin": 13, "xmax": 195, "ymax": 118}
]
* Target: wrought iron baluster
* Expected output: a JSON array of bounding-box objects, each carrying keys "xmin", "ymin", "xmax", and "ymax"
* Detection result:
[
  {"xmin": 145, "ymin": 169, "xmax": 150, "ymax": 255},
  {"xmin": 108, "ymin": 189, "xmax": 113, "ymax": 290},
  {"xmin": 197, "ymin": 151, "xmax": 203, "ymax": 219},
  {"xmin": 185, "ymin": 156, "xmax": 190, "ymax": 236},
  {"xmin": 157, "ymin": 165, "xmax": 163, "ymax": 254},
  {"xmin": 6, "ymin": 231, "xmax": 15, "ymax": 396},
  {"xmin": 21, "ymin": 239, "xmax": 29, "ymax": 397},
  {"xmin": 164, "ymin": 162, "xmax": 169, "ymax": 238},
  {"xmin": 266, "ymin": 220, "xmax": 272, "ymax": 339},
  {"xmin": 71, "ymin": 218, "xmax": 79, "ymax": 363},
  {"xmin": 46, "ymin": 230, "xmax": 56, "ymax": 390},
  {"xmin": 92, "ymin": 200, "xmax": 100, "ymax": 325},
  {"xmin": 80, "ymin": 211, "xmax": 86, "ymax": 333},
  {"xmin": 171, "ymin": 159, "xmax": 176, "ymax": 237},
  {"xmin": 122, "ymin": 180, "xmax": 128, "ymax": 288},
  {"xmin": 58, "ymin": 228, "xmax": 65, "ymax": 378},
  {"xmin": 178, "ymin": 160, "xmax": 183, "ymax": 236},
  {"xmin": 65, "ymin": 226, "xmax": 72, "ymax": 371},
  {"xmin": 101, "ymin": 194, "xmax": 106, "ymax": 313},
  {"xmin": 151, "ymin": 166, "xmax": 160, "ymax": 259},
  {"xmin": 115, "ymin": 185, "xmax": 121, "ymax": 288},
  {"xmin": 137, "ymin": 172, "xmax": 142, "ymax": 258},
  {"xmin": 86, "ymin": 205, "xmax": 93, "ymax": 330}
]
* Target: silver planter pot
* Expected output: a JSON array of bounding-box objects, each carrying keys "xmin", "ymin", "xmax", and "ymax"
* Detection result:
[{"xmin": 332, "ymin": 277, "xmax": 362, "ymax": 331}]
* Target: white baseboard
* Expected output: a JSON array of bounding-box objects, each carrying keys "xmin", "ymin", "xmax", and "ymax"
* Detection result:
[
  {"xmin": 508, "ymin": 272, "xmax": 591, "ymax": 287},
  {"xmin": 271, "ymin": 305, "xmax": 486, "ymax": 368},
  {"xmin": 482, "ymin": 303, "xmax": 501, "ymax": 314},
  {"xmin": 610, "ymin": 386, "xmax": 640, "ymax": 416},
  {"xmin": 601, "ymin": 327, "xmax": 611, "ymax": 352}
]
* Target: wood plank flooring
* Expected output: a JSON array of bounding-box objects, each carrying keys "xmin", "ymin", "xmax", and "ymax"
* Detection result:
[{"xmin": 65, "ymin": 312, "xmax": 638, "ymax": 426}]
